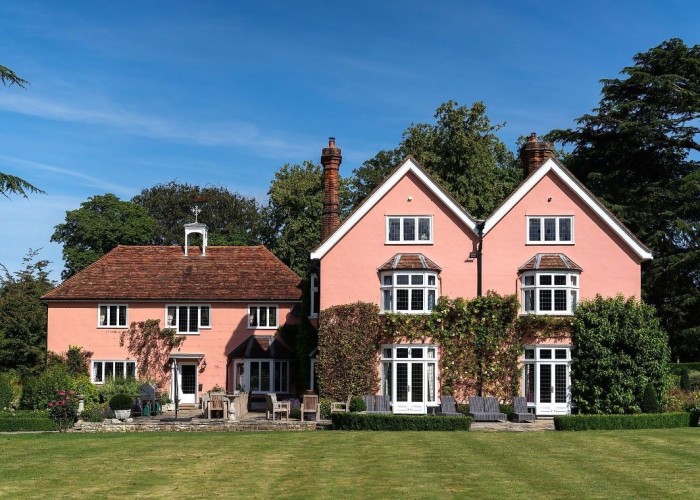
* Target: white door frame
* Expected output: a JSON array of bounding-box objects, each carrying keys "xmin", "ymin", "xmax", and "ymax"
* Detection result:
[
  {"xmin": 381, "ymin": 344, "xmax": 438, "ymax": 414},
  {"xmin": 173, "ymin": 362, "xmax": 198, "ymax": 405},
  {"xmin": 524, "ymin": 346, "xmax": 571, "ymax": 415}
]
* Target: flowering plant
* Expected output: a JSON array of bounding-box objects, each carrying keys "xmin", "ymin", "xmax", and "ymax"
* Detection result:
[{"xmin": 47, "ymin": 390, "xmax": 78, "ymax": 431}]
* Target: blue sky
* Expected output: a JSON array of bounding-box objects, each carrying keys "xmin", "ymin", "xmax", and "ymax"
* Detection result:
[{"xmin": 1, "ymin": 1, "xmax": 698, "ymax": 280}]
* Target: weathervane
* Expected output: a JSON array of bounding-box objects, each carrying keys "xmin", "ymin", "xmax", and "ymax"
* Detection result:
[{"xmin": 191, "ymin": 196, "xmax": 206, "ymax": 223}]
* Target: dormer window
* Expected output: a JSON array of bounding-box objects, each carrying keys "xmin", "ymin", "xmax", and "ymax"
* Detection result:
[
  {"xmin": 386, "ymin": 216, "xmax": 432, "ymax": 244},
  {"xmin": 527, "ymin": 216, "xmax": 573, "ymax": 244},
  {"xmin": 381, "ymin": 271, "xmax": 438, "ymax": 313}
]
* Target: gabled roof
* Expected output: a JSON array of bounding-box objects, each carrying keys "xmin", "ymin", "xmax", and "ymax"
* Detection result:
[
  {"xmin": 42, "ymin": 245, "xmax": 303, "ymax": 302},
  {"xmin": 310, "ymin": 157, "xmax": 478, "ymax": 260},
  {"xmin": 378, "ymin": 253, "xmax": 442, "ymax": 271},
  {"xmin": 518, "ymin": 253, "xmax": 583, "ymax": 272},
  {"xmin": 483, "ymin": 158, "xmax": 653, "ymax": 261}
]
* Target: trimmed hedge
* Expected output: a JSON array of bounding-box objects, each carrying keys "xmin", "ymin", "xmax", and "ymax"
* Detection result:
[
  {"xmin": 331, "ymin": 413, "xmax": 471, "ymax": 431},
  {"xmin": 554, "ymin": 412, "xmax": 692, "ymax": 431},
  {"xmin": 0, "ymin": 411, "xmax": 56, "ymax": 432}
]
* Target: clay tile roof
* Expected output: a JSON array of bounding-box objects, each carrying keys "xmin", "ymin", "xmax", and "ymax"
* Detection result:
[
  {"xmin": 378, "ymin": 253, "xmax": 442, "ymax": 271},
  {"xmin": 42, "ymin": 245, "xmax": 302, "ymax": 302},
  {"xmin": 518, "ymin": 253, "xmax": 583, "ymax": 272},
  {"xmin": 228, "ymin": 334, "xmax": 294, "ymax": 359}
]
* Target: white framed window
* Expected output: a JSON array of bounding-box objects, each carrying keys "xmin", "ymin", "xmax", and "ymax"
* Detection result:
[
  {"xmin": 248, "ymin": 305, "xmax": 278, "ymax": 329},
  {"xmin": 98, "ymin": 304, "xmax": 127, "ymax": 328},
  {"xmin": 241, "ymin": 359, "xmax": 290, "ymax": 393},
  {"xmin": 165, "ymin": 305, "xmax": 210, "ymax": 334},
  {"xmin": 386, "ymin": 216, "xmax": 433, "ymax": 244},
  {"xmin": 381, "ymin": 344, "xmax": 438, "ymax": 407},
  {"xmin": 310, "ymin": 274, "xmax": 319, "ymax": 318},
  {"xmin": 521, "ymin": 271, "xmax": 579, "ymax": 315},
  {"xmin": 91, "ymin": 360, "xmax": 137, "ymax": 384},
  {"xmin": 527, "ymin": 216, "xmax": 574, "ymax": 244},
  {"xmin": 381, "ymin": 271, "xmax": 438, "ymax": 314}
]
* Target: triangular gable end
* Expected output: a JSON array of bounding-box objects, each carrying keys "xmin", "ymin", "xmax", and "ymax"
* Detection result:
[
  {"xmin": 310, "ymin": 157, "xmax": 478, "ymax": 260},
  {"xmin": 483, "ymin": 158, "xmax": 653, "ymax": 261}
]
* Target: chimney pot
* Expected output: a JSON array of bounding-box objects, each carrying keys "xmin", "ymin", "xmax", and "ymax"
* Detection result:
[
  {"xmin": 520, "ymin": 132, "xmax": 554, "ymax": 177},
  {"xmin": 321, "ymin": 137, "xmax": 342, "ymax": 242}
]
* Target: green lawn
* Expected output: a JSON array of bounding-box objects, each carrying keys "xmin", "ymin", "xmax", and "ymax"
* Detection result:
[{"xmin": 1, "ymin": 429, "xmax": 698, "ymax": 498}]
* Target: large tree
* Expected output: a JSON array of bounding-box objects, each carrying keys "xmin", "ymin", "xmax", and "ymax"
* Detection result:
[
  {"xmin": 51, "ymin": 194, "xmax": 156, "ymax": 279},
  {"xmin": 264, "ymin": 162, "xmax": 352, "ymax": 278},
  {"xmin": 132, "ymin": 181, "xmax": 265, "ymax": 246},
  {"xmin": 0, "ymin": 65, "xmax": 44, "ymax": 198},
  {"xmin": 549, "ymin": 39, "xmax": 700, "ymax": 360},
  {"xmin": 352, "ymin": 101, "xmax": 521, "ymax": 219},
  {"xmin": 0, "ymin": 250, "xmax": 54, "ymax": 377}
]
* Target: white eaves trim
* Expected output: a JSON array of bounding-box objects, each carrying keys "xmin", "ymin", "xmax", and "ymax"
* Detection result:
[
  {"xmin": 483, "ymin": 158, "xmax": 653, "ymax": 261},
  {"xmin": 310, "ymin": 157, "xmax": 478, "ymax": 260}
]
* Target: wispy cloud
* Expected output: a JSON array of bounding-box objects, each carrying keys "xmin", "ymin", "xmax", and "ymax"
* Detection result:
[
  {"xmin": 0, "ymin": 93, "xmax": 314, "ymax": 159},
  {"xmin": 0, "ymin": 154, "xmax": 135, "ymax": 196}
]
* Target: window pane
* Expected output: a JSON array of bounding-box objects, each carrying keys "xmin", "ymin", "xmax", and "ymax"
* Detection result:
[
  {"xmin": 524, "ymin": 349, "xmax": 535, "ymax": 360},
  {"xmin": 200, "ymin": 306, "xmax": 210, "ymax": 327},
  {"xmin": 261, "ymin": 362, "xmax": 271, "ymax": 392},
  {"xmin": 118, "ymin": 306, "xmax": 127, "ymax": 326},
  {"xmin": 396, "ymin": 363, "xmax": 408, "ymax": 402},
  {"xmin": 539, "ymin": 290, "xmax": 552, "ymax": 310},
  {"xmin": 524, "ymin": 290, "xmax": 535, "ymax": 312},
  {"xmin": 396, "ymin": 290, "xmax": 409, "ymax": 310},
  {"xmin": 559, "ymin": 218, "xmax": 572, "ymax": 241},
  {"xmin": 388, "ymin": 218, "xmax": 401, "ymax": 241},
  {"xmin": 411, "ymin": 364, "xmax": 423, "ymax": 402},
  {"xmin": 427, "ymin": 290, "xmax": 436, "ymax": 310},
  {"xmin": 427, "ymin": 348, "xmax": 436, "ymax": 359},
  {"xmin": 259, "ymin": 307, "xmax": 268, "ymax": 327},
  {"xmin": 555, "ymin": 364, "xmax": 567, "ymax": 403},
  {"xmin": 396, "ymin": 348, "xmax": 409, "ymax": 358},
  {"xmin": 554, "ymin": 290, "xmax": 567, "ymax": 311},
  {"xmin": 524, "ymin": 364, "xmax": 535, "ymax": 403},
  {"xmin": 383, "ymin": 275, "xmax": 392, "ymax": 286},
  {"xmin": 544, "ymin": 218, "xmax": 556, "ymax": 241},
  {"xmin": 410, "ymin": 348, "xmax": 423, "ymax": 358},
  {"xmin": 555, "ymin": 349, "xmax": 568, "ymax": 360},
  {"xmin": 383, "ymin": 290, "xmax": 392, "ymax": 311},
  {"xmin": 554, "ymin": 275, "xmax": 566, "ymax": 286},
  {"xmin": 179, "ymin": 307, "xmax": 188, "ymax": 332},
  {"xmin": 540, "ymin": 349, "xmax": 552, "ymax": 359},
  {"xmin": 167, "ymin": 306, "xmax": 177, "ymax": 327},
  {"xmin": 570, "ymin": 275, "xmax": 577, "ymax": 286},
  {"xmin": 188, "ymin": 306, "xmax": 199, "ymax": 332},
  {"xmin": 539, "ymin": 275, "xmax": 552, "ymax": 286},
  {"xmin": 411, "ymin": 275, "xmax": 424, "ymax": 285},
  {"xmin": 382, "ymin": 348, "xmax": 392, "ymax": 358},
  {"xmin": 115, "ymin": 362, "xmax": 125, "ymax": 379},
  {"xmin": 403, "ymin": 218, "xmax": 415, "ymax": 241},
  {"xmin": 524, "ymin": 275, "xmax": 535, "ymax": 286},
  {"xmin": 268, "ymin": 307, "xmax": 277, "ymax": 327},
  {"xmin": 109, "ymin": 305, "xmax": 118, "ymax": 326},
  {"xmin": 104, "ymin": 362, "xmax": 114, "ymax": 380},
  {"xmin": 529, "ymin": 218, "xmax": 541, "ymax": 241},
  {"xmin": 540, "ymin": 364, "xmax": 551, "ymax": 403},
  {"xmin": 418, "ymin": 218, "xmax": 431, "ymax": 241},
  {"xmin": 410, "ymin": 289, "xmax": 424, "ymax": 310},
  {"xmin": 250, "ymin": 362, "xmax": 260, "ymax": 392},
  {"xmin": 249, "ymin": 307, "xmax": 257, "ymax": 327},
  {"xmin": 126, "ymin": 362, "xmax": 136, "ymax": 378},
  {"xmin": 99, "ymin": 306, "xmax": 107, "ymax": 326},
  {"xmin": 275, "ymin": 362, "xmax": 282, "ymax": 392},
  {"xmin": 396, "ymin": 275, "xmax": 409, "ymax": 285},
  {"xmin": 382, "ymin": 362, "xmax": 392, "ymax": 398},
  {"xmin": 571, "ymin": 291, "xmax": 578, "ymax": 311},
  {"xmin": 427, "ymin": 363, "xmax": 436, "ymax": 402},
  {"xmin": 428, "ymin": 275, "xmax": 436, "ymax": 286},
  {"xmin": 93, "ymin": 362, "xmax": 103, "ymax": 383},
  {"xmin": 312, "ymin": 288, "xmax": 319, "ymax": 315}
]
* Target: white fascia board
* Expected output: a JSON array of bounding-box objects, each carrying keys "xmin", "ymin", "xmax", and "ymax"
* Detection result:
[
  {"xmin": 310, "ymin": 158, "xmax": 477, "ymax": 260},
  {"xmin": 483, "ymin": 159, "xmax": 653, "ymax": 260}
]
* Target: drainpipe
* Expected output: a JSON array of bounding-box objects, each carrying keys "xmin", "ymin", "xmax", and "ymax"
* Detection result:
[{"xmin": 476, "ymin": 220, "xmax": 485, "ymax": 297}]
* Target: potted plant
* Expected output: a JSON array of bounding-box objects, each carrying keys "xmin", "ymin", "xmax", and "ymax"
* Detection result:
[
  {"xmin": 161, "ymin": 392, "xmax": 174, "ymax": 412},
  {"xmin": 109, "ymin": 393, "xmax": 133, "ymax": 420}
]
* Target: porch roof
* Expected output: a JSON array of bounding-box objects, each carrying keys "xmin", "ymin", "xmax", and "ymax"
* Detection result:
[{"xmin": 228, "ymin": 334, "xmax": 294, "ymax": 360}]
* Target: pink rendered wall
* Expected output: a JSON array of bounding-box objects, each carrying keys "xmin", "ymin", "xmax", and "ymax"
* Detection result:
[
  {"xmin": 483, "ymin": 171, "xmax": 642, "ymax": 301},
  {"xmin": 47, "ymin": 301, "xmax": 298, "ymax": 397},
  {"xmin": 321, "ymin": 171, "xmax": 478, "ymax": 309}
]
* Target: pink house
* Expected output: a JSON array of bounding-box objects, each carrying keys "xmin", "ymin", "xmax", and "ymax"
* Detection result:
[
  {"xmin": 43, "ymin": 222, "xmax": 302, "ymax": 407},
  {"xmin": 310, "ymin": 135, "xmax": 652, "ymax": 416}
]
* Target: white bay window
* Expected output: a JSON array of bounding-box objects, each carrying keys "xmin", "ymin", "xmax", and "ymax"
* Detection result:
[
  {"xmin": 521, "ymin": 271, "xmax": 579, "ymax": 315},
  {"xmin": 381, "ymin": 271, "xmax": 438, "ymax": 314}
]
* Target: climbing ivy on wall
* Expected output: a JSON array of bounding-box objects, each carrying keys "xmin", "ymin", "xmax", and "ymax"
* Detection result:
[{"xmin": 120, "ymin": 319, "xmax": 185, "ymax": 388}]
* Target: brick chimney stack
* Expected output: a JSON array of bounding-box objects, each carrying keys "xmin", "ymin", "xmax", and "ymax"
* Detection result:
[
  {"xmin": 321, "ymin": 137, "xmax": 342, "ymax": 241},
  {"xmin": 520, "ymin": 132, "xmax": 554, "ymax": 177}
]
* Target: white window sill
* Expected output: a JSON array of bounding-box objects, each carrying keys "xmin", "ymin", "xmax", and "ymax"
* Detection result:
[
  {"xmin": 519, "ymin": 312, "xmax": 574, "ymax": 317},
  {"xmin": 525, "ymin": 242, "xmax": 574, "ymax": 245},
  {"xmin": 97, "ymin": 325, "xmax": 127, "ymax": 329},
  {"xmin": 385, "ymin": 241, "xmax": 433, "ymax": 245}
]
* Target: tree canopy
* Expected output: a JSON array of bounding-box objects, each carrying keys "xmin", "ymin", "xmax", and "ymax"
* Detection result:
[
  {"xmin": 51, "ymin": 194, "xmax": 156, "ymax": 279},
  {"xmin": 132, "ymin": 181, "xmax": 264, "ymax": 246},
  {"xmin": 549, "ymin": 38, "xmax": 700, "ymax": 359},
  {"xmin": 351, "ymin": 101, "xmax": 521, "ymax": 219},
  {"xmin": 0, "ymin": 250, "xmax": 54, "ymax": 377}
]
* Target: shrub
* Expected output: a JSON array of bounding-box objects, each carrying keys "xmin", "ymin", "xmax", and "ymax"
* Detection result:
[
  {"xmin": 109, "ymin": 393, "xmax": 133, "ymax": 411},
  {"xmin": 72, "ymin": 374, "xmax": 99, "ymax": 405},
  {"xmin": 0, "ymin": 372, "xmax": 22, "ymax": 410},
  {"xmin": 80, "ymin": 403, "xmax": 109, "ymax": 422},
  {"xmin": 47, "ymin": 390, "xmax": 79, "ymax": 431},
  {"xmin": 690, "ymin": 408, "xmax": 699, "ymax": 427},
  {"xmin": 679, "ymin": 367, "xmax": 691, "ymax": 390},
  {"xmin": 554, "ymin": 412, "xmax": 690, "ymax": 431},
  {"xmin": 640, "ymin": 382, "xmax": 660, "ymax": 413},
  {"xmin": 0, "ymin": 410, "xmax": 56, "ymax": 432},
  {"xmin": 99, "ymin": 377, "xmax": 142, "ymax": 402},
  {"xmin": 331, "ymin": 413, "xmax": 472, "ymax": 431},
  {"xmin": 320, "ymin": 398, "xmax": 333, "ymax": 419},
  {"xmin": 663, "ymin": 388, "xmax": 700, "ymax": 412},
  {"xmin": 571, "ymin": 296, "xmax": 670, "ymax": 414},
  {"xmin": 20, "ymin": 366, "xmax": 74, "ymax": 410},
  {"xmin": 349, "ymin": 396, "xmax": 366, "ymax": 413}
]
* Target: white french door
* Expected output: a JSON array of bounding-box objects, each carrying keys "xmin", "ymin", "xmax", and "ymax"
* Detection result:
[
  {"xmin": 393, "ymin": 362, "xmax": 425, "ymax": 414},
  {"xmin": 524, "ymin": 346, "xmax": 571, "ymax": 415},
  {"xmin": 381, "ymin": 345, "xmax": 437, "ymax": 414}
]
